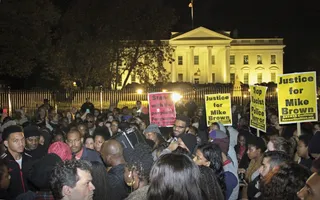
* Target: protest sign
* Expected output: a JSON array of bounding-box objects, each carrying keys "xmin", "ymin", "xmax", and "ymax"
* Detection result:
[
  {"xmin": 148, "ymin": 92, "xmax": 176, "ymax": 127},
  {"xmin": 250, "ymin": 85, "xmax": 267, "ymax": 132},
  {"xmin": 205, "ymin": 93, "xmax": 232, "ymax": 126},
  {"xmin": 277, "ymin": 71, "xmax": 318, "ymax": 124}
]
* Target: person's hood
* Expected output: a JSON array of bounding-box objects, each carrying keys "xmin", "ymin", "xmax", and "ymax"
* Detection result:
[
  {"xmin": 29, "ymin": 153, "xmax": 62, "ymax": 190},
  {"xmin": 0, "ymin": 120, "xmax": 16, "ymax": 133},
  {"xmin": 227, "ymin": 126, "xmax": 239, "ymax": 147},
  {"xmin": 217, "ymin": 122, "xmax": 226, "ymax": 133}
]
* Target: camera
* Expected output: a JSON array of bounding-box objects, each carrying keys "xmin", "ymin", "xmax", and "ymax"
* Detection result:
[{"xmin": 239, "ymin": 172, "xmax": 245, "ymax": 184}]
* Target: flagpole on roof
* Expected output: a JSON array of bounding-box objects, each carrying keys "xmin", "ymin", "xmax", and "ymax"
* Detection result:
[{"xmin": 189, "ymin": 0, "xmax": 194, "ymax": 29}]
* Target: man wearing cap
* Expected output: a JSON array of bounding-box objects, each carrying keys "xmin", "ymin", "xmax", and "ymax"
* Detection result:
[
  {"xmin": 144, "ymin": 124, "xmax": 165, "ymax": 148},
  {"xmin": 24, "ymin": 125, "xmax": 47, "ymax": 159},
  {"xmin": 1, "ymin": 125, "xmax": 33, "ymax": 199}
]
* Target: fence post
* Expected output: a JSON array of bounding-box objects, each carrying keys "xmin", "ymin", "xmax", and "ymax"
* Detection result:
[
  {"xmin": 8, "ymin": 86, "xmax": 12, "ymax": 116},
  {"xmin": 100, "ymin": 85, "xmax": 103, "ymax": 112}
]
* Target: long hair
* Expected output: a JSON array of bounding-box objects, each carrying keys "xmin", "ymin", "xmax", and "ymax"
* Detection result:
[
  {"xmin": 260, "ymin": 162, "xmax": 311, "ymax": 200},
  {"xmin": 197, "ymin": 143, "xmax": 226, "ymax": 194},
  {"xmin": 91, "ymin": 161, "xmax": 109, "ymax": 200},
  {"xmin": 199, "ymin": 166, "xmax": 224, "ymax": 200},
  {"xmin": 147, "ymin": 153, "xmax": 204, "ymax": 200}
]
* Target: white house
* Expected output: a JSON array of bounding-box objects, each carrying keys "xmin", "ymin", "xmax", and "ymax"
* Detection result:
[{"xmin": 119, "ymin": 26, "xmax": 285, "ymax": 87}]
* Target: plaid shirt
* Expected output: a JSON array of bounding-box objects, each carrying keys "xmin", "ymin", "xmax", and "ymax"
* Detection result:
[{"xmin": 35, "ymin": 191, "xmax": 55, "ymax": 200}]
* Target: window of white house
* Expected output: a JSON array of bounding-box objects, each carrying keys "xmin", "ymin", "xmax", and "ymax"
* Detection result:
[
  {"xmin": 212, "ymin": 55, "xmax": 215, "ymax": 65},
  {"xmin": 257, "ymin": 73, "xmax": 262, "ymax": 83},
  {"xmin": 244, "ymin": 73, "xmax": 249, "ymax": 84},
  {"xmin": 271, "ymin": 55, "xmax": 276, "ymax": 64},
  {"xmin": 194, "ymin": 78, "xmax": 199, "ymax": 84},
  {"xmin": 178, "ymin": 56, "xmax": 183, "ymax": 65},
  {"xmin": 244, "ymin": 55, "xmax": 249, "ymax": 64},
  {"xmin": 194, "ymin": 56, "xmax": 199, "ymax": 65},
  {"xmin": 212, "ymin": 73, "xmax": 216, "ymax": 83},
  {"xmin": 257, "ymin": 55, "xmax": 262, "ymax": 64},
  {"xmin": 230, "ymin": 55, "xmax": 235, "ymax": 65},
  {"xmin": 178, "ymin": 73, "xmax": 183, "ymax": 82},
  {"xmin": 230, "ymin": 73, "xmax": 235, "ymax": 84}
]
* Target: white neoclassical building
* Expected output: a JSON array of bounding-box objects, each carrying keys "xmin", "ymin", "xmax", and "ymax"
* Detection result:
[{"xmin": 119, "ymin": 26, "xmax": 285, "ymax": 87}]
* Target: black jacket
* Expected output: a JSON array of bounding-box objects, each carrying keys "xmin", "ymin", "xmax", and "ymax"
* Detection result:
[
  {"xmin": 80, "ymin": 147, "xmax": 104, "ymax": 164},
  {"xmin": 1, "ymin": 151, "xmax": 33, "ymax": 200},
  {"xmin": 24, "ymin": 144, "xmax": 47, "ymax": 160},
  {"xmin": 81, "ymin": 102, "xmax": 95, "ymax": 114},
  {"xmin": 107, "ymin": 164, "xmax": 130, "ymax": 200}
]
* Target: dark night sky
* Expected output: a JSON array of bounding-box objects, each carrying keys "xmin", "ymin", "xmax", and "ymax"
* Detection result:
[{"xmin": 166, "ymin": 0, "xmax": 320, "ymax": 73}]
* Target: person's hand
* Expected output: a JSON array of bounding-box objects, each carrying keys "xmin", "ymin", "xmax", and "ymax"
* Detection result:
[
  {"xmin": 239, "ymin": 179, "xmax": 248, "ymax": 187},
  {"xmin": 168, "ymin": 140, "xmax": 178, "ymax": 152},
  {"xmin": 238, "ymin": 168, "xmax": 246, "ymax": 174}
]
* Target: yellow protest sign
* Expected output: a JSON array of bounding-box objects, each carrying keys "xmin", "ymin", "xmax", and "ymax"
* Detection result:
[
  {"xmin": 277, "ymin": 71, "xmax": 318, "ymax": 124},
  {"xmin": 250, "ymin": 85, "xmax": 267, "ymax": 132},
  {"xmin": 205, "ymin": 93, "xmax": 232, "ymax": 126}
]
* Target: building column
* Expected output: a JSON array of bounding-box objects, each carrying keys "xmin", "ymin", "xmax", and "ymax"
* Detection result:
[
  {"xmin": 225, "ymin": 46, "xmax": 230, "ymax": 82},
  {"xmin": 171, "ymin": 47, "xmax": 176, "ymax": 82},
  {"xmin": 220, "ymin": 46, "xmax": 230, "ymax": 83},
  {"xmin": 207, "ymin": 46, "xmax": 212, "ymax": 83},
  {"xmin": 188, "ymin": 46, "xmax": 194, "ymax": 82}
]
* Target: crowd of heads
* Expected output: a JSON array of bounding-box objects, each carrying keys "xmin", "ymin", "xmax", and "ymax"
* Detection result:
[{"xmin": 0, "ymin": 99, "xmax": 319, "ymax": 200}]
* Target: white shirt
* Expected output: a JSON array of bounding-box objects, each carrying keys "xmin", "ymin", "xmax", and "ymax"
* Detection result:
[{"xmin": 16, "ymin": 157, "xmax": 22, "ymax": 169}]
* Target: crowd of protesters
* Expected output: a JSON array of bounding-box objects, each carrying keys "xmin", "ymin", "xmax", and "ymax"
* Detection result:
[{"xmin": 0, "ymin": 98, "xmax": 320, "ymax": 200}]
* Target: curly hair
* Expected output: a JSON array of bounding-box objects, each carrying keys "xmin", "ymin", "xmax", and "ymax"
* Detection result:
[
  {"xmin": 50, "ymin": 160, "xmax": 92, "ymax": 200},
  {"xmin": 126, "ymin": 143, "xmax": 154, "ymax": 182},
  {"xmin": 260, "ymin": 162, "xmax": 311, "ymax": 200},
  {"xmin": 197, "ymin": 143, "xmax": 226, "ymax": 195}
]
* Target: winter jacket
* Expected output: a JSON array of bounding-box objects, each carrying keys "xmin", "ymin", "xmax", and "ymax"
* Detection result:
[{"xmin": 1, "ymin": 151, "xmax": 34, "ymax": 200}]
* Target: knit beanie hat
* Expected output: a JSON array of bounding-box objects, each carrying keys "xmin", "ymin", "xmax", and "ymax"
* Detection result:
[
  {"xmin": 23, "ymin": 125, "xmax": 41, "ymax": 138},
  {"xmin": 209, "ymin": 130, "xmax": 228, "ymax": 140},
  {"xmin": 48, "ymin": 142, "xmax": 72, "ymax": 161},
  {"xmin": 2, "ymin": 125, "xmax": 23, "ymax": 141},
  {"xmin": 209, "ymin": 130, "xmax": 230, "ymax": 154},
  {"xmin": 179, "ymin": 134, "xmax": 197, "ymax": 154},
  {"xmin": 144, "ymin": 124, "xmax": 161, "ymax": 135},
  {"xmin": 28, "ymin": 153, "xmax": 62, "ymax": 190},
  {"xmin": 308, "ymin": 132, "xmax": 320, "ymax": 154}
]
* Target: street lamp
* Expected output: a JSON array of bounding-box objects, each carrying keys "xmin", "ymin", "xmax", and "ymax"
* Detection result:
[
  {"xmin": 136, "ymin": 89, "xmax": 143, "ymax": 94},
  {"xmin": 172, "ymin": 92, "xmax": 182, "ymax": 102}
]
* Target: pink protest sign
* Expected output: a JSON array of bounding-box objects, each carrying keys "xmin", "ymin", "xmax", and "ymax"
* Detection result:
[{"xmin": 148, "ymin": 92, "xmax": 176, "ymax": 127}]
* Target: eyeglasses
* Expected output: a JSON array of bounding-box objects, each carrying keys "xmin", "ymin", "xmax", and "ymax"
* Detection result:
[
  {"xmin": 86, "ymin": 120, "xmax": 94, "ymax": 123},
  {"xmin": 173, "ymin": 125, "xmax": 185, "ymax": 129}
]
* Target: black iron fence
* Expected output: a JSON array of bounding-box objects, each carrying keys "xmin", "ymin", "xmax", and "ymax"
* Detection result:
[{"xmin": 0, "ymin": 87, "xmax": 278, "ymax": 115}]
